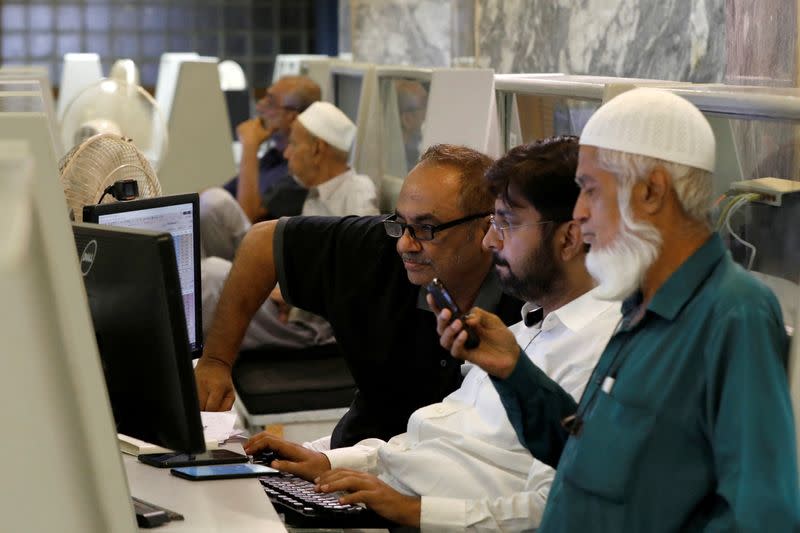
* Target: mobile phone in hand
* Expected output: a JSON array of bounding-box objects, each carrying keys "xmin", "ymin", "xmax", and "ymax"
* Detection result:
[
  {"xmin": 426, "ymin": 278, "xmax": 480, "ymax": 349},
  {"xmin": 170, "ymin": 463, "xmax": 279, "ymax": 481}
]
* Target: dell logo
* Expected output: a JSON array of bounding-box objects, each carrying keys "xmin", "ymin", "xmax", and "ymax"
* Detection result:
[{"xmin": 80, "ymin": 240, "xmax": 98, "ymax": 276}]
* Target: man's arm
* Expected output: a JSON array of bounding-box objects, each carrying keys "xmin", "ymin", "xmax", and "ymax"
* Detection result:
[
  {"xmin": 420, "ymin": 460, "xmax": 554, "ymax": 531},
  {"xmin": 236, "ymin": 119, "xmax": 272, "ymax": 222},
  {"xmin": 491, "ymin": 354, "xmax": 575, "ymax": 469},
  {"xmin": 707, "ymin": 303, "xmax": 800, "ymax": 530},
  {"xmin": 315, "ymin": 462, "xmax": 553, "ymax": 531},
  {"xmin": 194, "ymin": 220, "xmax": 279, "ymax": 410}
]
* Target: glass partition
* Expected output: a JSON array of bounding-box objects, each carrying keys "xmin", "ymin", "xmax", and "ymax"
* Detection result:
[{"xmin": 379, "ymin": 75, "xmax": 430, "ymax": 179}]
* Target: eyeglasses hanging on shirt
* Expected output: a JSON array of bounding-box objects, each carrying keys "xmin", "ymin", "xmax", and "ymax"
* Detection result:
[{"xmin": 561, "ymin": 316, "xmax": 634, "ymax": 436}]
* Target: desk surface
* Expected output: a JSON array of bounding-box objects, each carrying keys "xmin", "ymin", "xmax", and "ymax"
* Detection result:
[{"xmin": 123, "ymin": 449, "xmax": 287, "ymax": 532}]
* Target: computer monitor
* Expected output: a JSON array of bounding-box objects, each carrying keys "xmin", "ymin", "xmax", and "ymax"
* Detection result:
[
  {"xmin": 333, "ymin": 72, "xmax": 364, "ymax": 124},
  {"xmin": 224, "ymin": 89, "xmax": 252, "ymax": 138},
  {"xmin": 82, "ymin": 193, "xmax": 202, "ymax": 357},
  {"xmin": 72, "ymin": 222, "xmax": 206, "ymax": 454}
]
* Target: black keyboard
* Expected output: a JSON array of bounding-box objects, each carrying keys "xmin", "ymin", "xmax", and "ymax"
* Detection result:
[{"xmin": 258, "ymin": 474, "xmax": 395, "ymax": 529}]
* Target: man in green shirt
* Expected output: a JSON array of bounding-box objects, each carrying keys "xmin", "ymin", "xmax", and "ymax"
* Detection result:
[{"xmin": 435, "ymin": 88, "xmax": 800, "ymax": 531}]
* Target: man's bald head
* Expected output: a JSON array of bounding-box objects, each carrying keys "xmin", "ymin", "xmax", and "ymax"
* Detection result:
[{"xmin": 277, "ymin": 76, "xmax": 321, "ymax": 113}]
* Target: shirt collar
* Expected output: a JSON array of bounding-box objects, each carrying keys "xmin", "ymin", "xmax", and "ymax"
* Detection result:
[
  {"xmin": 263, "ymin": 145, "xmax": 287, "ymax": 165},
  {"xmin": 416, "ymin": 268, "xmax": 504, "ymax": 312},
  {"xmin": 622, "ymin": 233, "xmax": 726, "ymax": 322},
  {"xmin": 533, "ymin": 288, "xmax": 619, "ymax": 333},
  {"xmin": 308, "ymin": 169, "xmax": 355, "ymax": 202}
]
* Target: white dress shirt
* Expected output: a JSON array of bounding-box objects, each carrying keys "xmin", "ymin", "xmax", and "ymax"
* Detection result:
[
  {"xmin": 301, "ymin": 169, "xmax": 379, "ymax": 217},
  {"xmin": 315, "ymin": 289, "xmax": 621, "ymax": 532}
]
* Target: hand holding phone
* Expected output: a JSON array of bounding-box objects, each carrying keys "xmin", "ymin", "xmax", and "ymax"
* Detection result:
[
  {"xmin": 171, "ymin": 463, "xmax": 279, "ymax": 481},
  {"xmin": 426, "ymin": 278, "xmax": 480, "ymax": 349}
]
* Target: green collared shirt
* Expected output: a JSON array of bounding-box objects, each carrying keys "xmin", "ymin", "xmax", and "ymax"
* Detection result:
[{"xmin": 494, "ymin": 233, "xmax": 800, "ymax": 531}]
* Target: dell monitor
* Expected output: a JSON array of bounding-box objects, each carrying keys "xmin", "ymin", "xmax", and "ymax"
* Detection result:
[
  {"xmin": 83, "ymin": 193, "xmax": 202, "ymax": 357},
  {"xmin": 73, "ymin": 222, "xmax": 205, "ymax": 453}
]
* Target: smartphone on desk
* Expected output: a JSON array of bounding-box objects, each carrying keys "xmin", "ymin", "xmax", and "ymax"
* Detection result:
[
  {"xmin": 427, "ymin": 278, "xmax": 480, "ymax": 349},
  {"xmin": 138, "ymin": 448, "xmax": 249, "ymax": 468},
  {"xmin": 171, "ymin": 463, "xmax": 279, "ymax": 481}
]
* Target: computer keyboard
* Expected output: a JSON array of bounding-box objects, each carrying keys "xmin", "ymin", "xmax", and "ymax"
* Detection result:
[{"xmin": 258, "ymin": 474, "xmax": 395, "ymax": 529}]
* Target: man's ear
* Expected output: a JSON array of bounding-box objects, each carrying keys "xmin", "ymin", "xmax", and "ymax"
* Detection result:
[
  {"xmin": 636, "ymin": 166, "xmax": 670, "ymax": 215},
  {"xmin": 312, "ymin": 138, "xmax": 325, "ymax": 158},
  {"xmin": 559, "ymin": 220, "xmax": 584, "ymax": 262}
]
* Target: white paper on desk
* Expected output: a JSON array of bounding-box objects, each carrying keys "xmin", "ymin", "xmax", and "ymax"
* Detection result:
[
  {"xmin": 118, "ymin": 433, "xmax": 219, "ymax": 456},
  {"xmin": 201, "ymin": 410, "xmax": 241, "ymax": 443}
]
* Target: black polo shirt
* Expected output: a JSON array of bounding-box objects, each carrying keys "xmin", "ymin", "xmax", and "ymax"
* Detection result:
[{"xmin": 274, "ymin": 215, "xmax": 523, "ymax": 448}]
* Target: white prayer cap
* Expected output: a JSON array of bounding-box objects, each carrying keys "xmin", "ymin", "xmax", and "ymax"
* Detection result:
[
  {"xmin": 580, "ymin": 88, "xmax": 716, "ymax": 172},
  {"xmin": 296, "ymin": 101, "xmax": 356, "ymax": 153}
]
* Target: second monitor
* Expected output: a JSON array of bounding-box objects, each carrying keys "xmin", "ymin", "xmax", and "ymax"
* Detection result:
[{"xmin": 83, "ymin": 193, "xmax": 202, "ymax": 357}]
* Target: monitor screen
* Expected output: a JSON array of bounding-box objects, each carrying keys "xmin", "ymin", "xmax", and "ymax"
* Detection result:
[
  {"xmin": 333, "ymin": 72, "xmax": 363, "ymax": 124},
  {"xmin": 83, "ymin": 193, "xmax": 202, "ymax": 357},
  {"xmin": 72, "ymin": 222, "xmax": 205, "ymax": 453},
  {"xmin": 224, "ymin": 89, "xmax": 252, "ymax": 139}
]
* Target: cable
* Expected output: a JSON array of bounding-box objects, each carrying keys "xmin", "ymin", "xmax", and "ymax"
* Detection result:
[
  {"xmin": 715, "ymin": 193, "xmax": 745, "ymax": 232},
  {"xmin": 723, "ymin": 193, "xmax": 761, "ymax": 270},
  {"xmin": 96, "ymin": 185, "xmax": 113, "ymax": 205}
]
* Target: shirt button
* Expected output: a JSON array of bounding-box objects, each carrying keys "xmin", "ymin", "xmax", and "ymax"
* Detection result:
[{"xmin": 440, "ymin": 359, "xmax": 447, "ymax": 367}]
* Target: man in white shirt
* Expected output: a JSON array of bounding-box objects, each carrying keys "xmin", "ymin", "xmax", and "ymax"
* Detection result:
[
  {"xmin": 244, "ymin": 136, "xmax": 621, "ymax": 530},
  {"xmin": 202, "ymin": 101, "xmax": 379, "ymax": 350}
]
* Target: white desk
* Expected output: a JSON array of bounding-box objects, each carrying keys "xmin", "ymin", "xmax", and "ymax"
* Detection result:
[{"xmin": 123, "ymin": 451, "xmax": 287, "ymax": 532}]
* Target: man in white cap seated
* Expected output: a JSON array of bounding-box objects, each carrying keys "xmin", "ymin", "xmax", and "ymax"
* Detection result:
[
  {"xmin": 202, "ymin": 101, "xmax": 378, "ymax": 351},
  {"xmin": 436, "ymin": 87, "xmax": 800, "ymax": 531}
]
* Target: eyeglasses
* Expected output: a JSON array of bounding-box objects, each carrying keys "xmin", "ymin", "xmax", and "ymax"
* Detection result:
[
  {"xmin": 383, "ymin": 212, "xmax": 491, "ymax": 242},
  {"xmin": 488, "ymin": 214, "xmax": 554, "ymax": 240}
]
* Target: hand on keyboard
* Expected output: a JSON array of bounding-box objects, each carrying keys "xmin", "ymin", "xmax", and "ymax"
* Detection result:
[
  {"xmin": 245, "ymin": 431, "xmax": 331, "ymax": 481},
  {"xmin": 260, "ymin": 474, "xmax": 395, "ymax": 529},
  {"xmin": 315, "ymin": 468, "xmax": 422, "ymax": 528}
]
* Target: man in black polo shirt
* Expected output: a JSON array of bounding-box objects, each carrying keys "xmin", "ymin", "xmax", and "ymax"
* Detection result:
[{"xmin": 195, "ymin": 144, "xmax": 522, "ymax": 447}]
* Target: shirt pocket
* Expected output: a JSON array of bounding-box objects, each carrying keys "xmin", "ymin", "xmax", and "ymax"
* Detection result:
[{"xmin": 561, "ymin": 392, "xmax": 656, "ymax": 504}]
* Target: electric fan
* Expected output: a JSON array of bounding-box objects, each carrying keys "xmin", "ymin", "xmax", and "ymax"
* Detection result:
[
  {"xmin": 60, "ymin": 77, "xmax": 168, "ymax": 170},
  {"xmin": 59, "ymin": 133, "xmax": 162, "ymax": 222}
]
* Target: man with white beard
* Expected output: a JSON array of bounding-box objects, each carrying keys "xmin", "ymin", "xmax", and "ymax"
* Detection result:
[{"xmin": 436, "ymin": 88, "xmax": 800, "ymax": 531}]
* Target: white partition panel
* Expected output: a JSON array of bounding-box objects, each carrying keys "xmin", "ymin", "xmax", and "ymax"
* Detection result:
[
  {"xmin": 421, "ymin": 69, "xmax": 501, "ymax": 157},
  {"xmin": 157, "ymin": 60, "xmax": 236, "ymax": 194},
  {"xmin": 0, "ymin": 93, "xmax": 136, "ymax": 532},
  {"xmin": 154, "ymin": 52, "xmax": 201, "ymax": 123},
  {"xmin": 0, "ymin": 66, "xmax": 62, "ymax": 154},
  {"xmin": 300, "ymin": 58, "xmax": 334, "ymax": 103},
  {"xmin": 273, "ymin": 54, "xmax": 330, "ymax": 84},
  {"xmin": 56, "ymin": 53, "xmax": 102, "ymax": 120}
]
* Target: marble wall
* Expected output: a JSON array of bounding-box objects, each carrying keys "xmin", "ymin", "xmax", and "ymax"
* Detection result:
[
  {"xmin": 346, "ymin": 0, "xmax": 796, "ymax": 85},
  {"xmin": 476, "ymin": 0, "xmax": 726, "ymax": 82},
  {"xmin": 349, "ymin": 0, "xmax": 452, "ymax": 67}
]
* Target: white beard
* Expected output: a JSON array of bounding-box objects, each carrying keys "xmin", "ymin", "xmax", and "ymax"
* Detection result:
[{"xmin": 586, "ymin": 206, "xmax": 662, "ymax": 301}]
